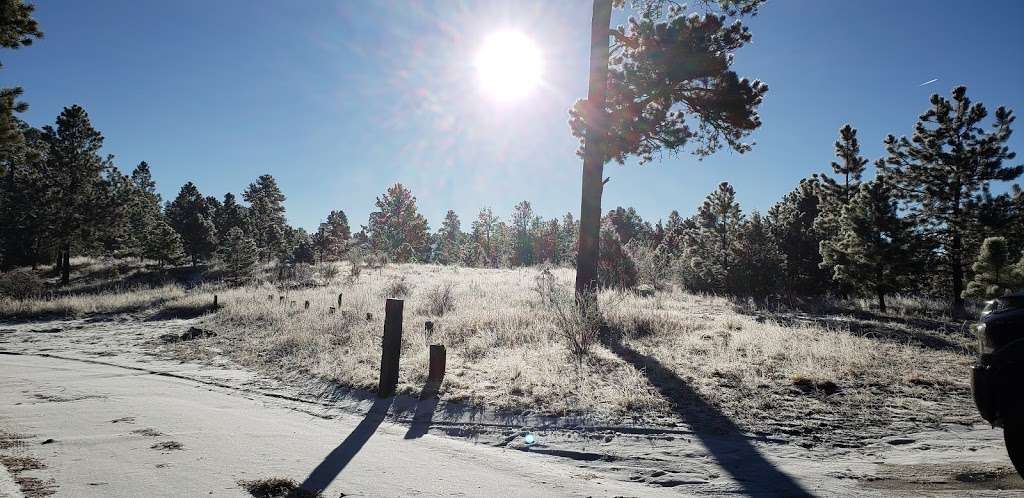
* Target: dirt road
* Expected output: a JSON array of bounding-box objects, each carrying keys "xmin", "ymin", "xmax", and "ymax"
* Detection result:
[{"xmin": 1, "ymin": 317, "xmax": 1022, "ymax": 497}]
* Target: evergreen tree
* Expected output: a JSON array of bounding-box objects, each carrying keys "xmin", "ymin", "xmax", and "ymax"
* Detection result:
[
  {"xmin": 679, "ymin": 182, "xmax": 745, "ymax": 293},
  {"xmin": 122, "ymin": 161, "xmax": 163, "ymax": 261},
  {"xmin": 365, "ymin": 183, "xmax": 429, "ymax": 262},
  {"xmin": 571, "ymin": 1, "xmax": 767, "ymax": 296},
  {"xmin": 312, "ymin": 209, "xmax": 351, "ymax": 262},
  {"xmin": 597, "ymin": 218, "xmax": 637, "ymax": 289},
  {"xmin": 471, "ymin": 207, "xmax": 500, "ymax": 267},
  {"xmin": 220, "ymin": 226, "xmax": 257, "ymax": 281},
  {"xmin": 510, "ymin": 200, "xmax": 535, "ymax": 266},
  {"xmin": 166, "ymin": 182, "xmax": 217, "ymax": 266},
  {"xmin": 213, "ymin": 192, "xmax": 251, "ymax": 242},
  {"xmin": 766, "ymin": 178, "xmax": 831, "ymax": 299},
  {"xmin": 822, "ymin": 178, "xmax": 920, "ymax": 312},
  {"xmin": 880, "ymin": 86, "xmax": 1022, "ymax": 314},
  {"xmin": 659, "ymin": 210, "xmax": 688, "ymax": 258},
  {"xmin": 286, "ymin": 227, "xmax": 315, "ymax": 264},
  {"xmin": 558, "ymin": 212, "xmax": 578, "ymax": 266},
  {"xmin": 43, "ymin": 105, "xmax": 110, "ymax": 284},
  {"xmin": 604, "ymin": 206, "xmax": 651, "ymax": 245},
  {"xmin": 433, "ymin": 209, "xmax": 463, "ymax": 265},
  {"xmin": 815, "ymin": 125, "xmax": 869, "ymax": 295},
  {"xmin": 733, "ymin": 211, "xmax": 784, "ymax": 297},
  {"xmin": 243, "ymin": 174, "xmax": 287, "ymax": 261},
  {"xmin": 963, "ymin": 237, "xmax": 1023, "ymax": 299},
  {"xmin": 0, "ymin": 118, "xmax": 46, "ymax": 269},
  {"xmin": 144, "ymin": 219, "xmax": 185, "ymax": 268}
]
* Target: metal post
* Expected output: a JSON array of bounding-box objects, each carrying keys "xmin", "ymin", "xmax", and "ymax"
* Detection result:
[{"xmin": 378, "ymin": 299, "xmax": 403, "ymax": 398}]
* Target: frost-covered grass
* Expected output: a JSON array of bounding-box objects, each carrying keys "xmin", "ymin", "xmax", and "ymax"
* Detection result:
[{"xmin": 185, "ymin": 263, "xmax": 977, "ymax": 439}]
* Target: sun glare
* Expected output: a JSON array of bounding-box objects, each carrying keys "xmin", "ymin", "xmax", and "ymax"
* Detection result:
[{"xmin": 475, "ymin": 30, "xmax": 543, "ymax": 102}]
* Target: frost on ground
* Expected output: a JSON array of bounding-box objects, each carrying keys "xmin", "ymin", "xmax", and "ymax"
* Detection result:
[{"xmin": 1, "ymin": 262, "xmax": 1022, "ymax": 495}]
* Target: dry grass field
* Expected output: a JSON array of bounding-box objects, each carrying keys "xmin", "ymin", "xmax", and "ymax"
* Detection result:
[
  {"xmin": 147, "ymin": 262, "xmax": 978, "ymax": 446},
  {"xmin": 0, "ymin": 258, "xmax": 982, "ymax": 447}
]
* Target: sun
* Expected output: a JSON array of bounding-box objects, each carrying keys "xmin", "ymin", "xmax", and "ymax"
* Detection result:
[{"xmin": 475, "ymin": 30, "xmax": 543, "ymax": 102}]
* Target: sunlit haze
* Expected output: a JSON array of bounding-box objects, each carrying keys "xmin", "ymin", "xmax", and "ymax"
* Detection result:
[{"xmin": 475, "ymin": 30, "xmax": 543, "ymax": 102}]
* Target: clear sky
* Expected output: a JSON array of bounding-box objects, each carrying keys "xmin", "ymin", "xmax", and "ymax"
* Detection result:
[{"xmin": 4, "ymin": 1, "xmax": 1023, "ymax": 232}]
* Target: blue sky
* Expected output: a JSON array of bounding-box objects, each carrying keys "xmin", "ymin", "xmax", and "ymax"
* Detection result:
[{"xmin": 4, "ymin": 1, "xmax": 1023, "ymax": 231}]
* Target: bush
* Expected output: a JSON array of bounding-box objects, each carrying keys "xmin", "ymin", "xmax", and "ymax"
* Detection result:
[
  {"xmin": 422, "ymin": 282, "xmax": 456, "ymax": 316},
  {"xmin": 625, "ymin": 239, "xmax": 671, "ymax": 290},
  {"xmin": 548, "ymin": 284, "xmax": 603, "ymax": 359},
  {"xmin": 533, "ymin": 266, "xmax": 557, "ymax": 306},
  {"xmin": 381, "ymin": 276, "xmax": 412, "ymax": 298},
  {"xmin": 317, "ymin": 263, "xmax": 340, "ymax": 282},
  {"xmin": 0, "ymin": 269, "xmax": 44, "ymax": 299},
  {"xmin": 597, "ymin": 220, "xmax": 638, "ymax": 289}
]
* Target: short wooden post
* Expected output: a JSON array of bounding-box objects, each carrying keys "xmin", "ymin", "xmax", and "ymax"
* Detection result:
[
  {"xmin": 378, "ymin": 299, "xmax": 404, "ymax": 398},
  {"xmin": 338, "ymin": 293, "xmax": 343, "ymax": 308},
  {"xmin": 366, "ymin": 312, "xmax": 373, "ymax": 321},
  {"xmin": 213, "ymin": 294, "xmax": 218, "ymax": 307},
  {"xmin": 429, "ymin": 344, "xmax": 446, "ymax": 381},
  {"xmin": 304, "ymin": 300, "xmax": 310, "ymax": 310}
]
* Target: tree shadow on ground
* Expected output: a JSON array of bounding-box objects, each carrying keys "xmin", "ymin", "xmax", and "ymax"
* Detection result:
[
  {"xmin": 299, "ymin": 397, "xmax": 393, "ymax": 493},
  {"xmin": 734, "ymin": 306, "xmax": 972, "ymax": 354},
  {"xmin": 601, "ymin": 330, "xmax": 814, "ymax": 497},
  {"xmin": 404, "ymin": 377, "xmax": 443, "ymax": 440}
]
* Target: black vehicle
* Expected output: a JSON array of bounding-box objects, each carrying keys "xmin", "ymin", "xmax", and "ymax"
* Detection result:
[{"xmin": 972, "ymin": 293, "xmax": 1024, "ymax": 476}]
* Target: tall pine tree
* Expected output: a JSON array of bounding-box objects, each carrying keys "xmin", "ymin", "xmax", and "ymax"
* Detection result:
[{"xmin": 880, "ymin": 86, "xmax": 1022, "ymax": 314}]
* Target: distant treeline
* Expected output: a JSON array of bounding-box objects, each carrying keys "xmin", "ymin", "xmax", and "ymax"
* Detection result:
[{"xmin": 1, "ymin": 87, "xmax": 1021, "ymax": 313}]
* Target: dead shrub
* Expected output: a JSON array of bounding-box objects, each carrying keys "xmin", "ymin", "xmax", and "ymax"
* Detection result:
[
  {"xmin": 548, "ymin": 285, "xmax": 604, "ymax": 359},
  {"xmin": 422, "ymin": 282, "xmax": 456, "ymax": 316},
  {"xmin": 381, "ymin": 276, "xmax": 412, "ymax": 299}
]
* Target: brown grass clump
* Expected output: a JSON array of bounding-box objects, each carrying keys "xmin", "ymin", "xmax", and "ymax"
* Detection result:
[{"xmin": 238, "ymin": 477, "xmax": 322, "ymax": 498}]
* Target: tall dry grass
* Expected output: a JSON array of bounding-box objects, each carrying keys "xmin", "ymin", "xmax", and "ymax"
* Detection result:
[{"xmin": 188, "ymin": 263, "xmax": 976, "ymax": 433}]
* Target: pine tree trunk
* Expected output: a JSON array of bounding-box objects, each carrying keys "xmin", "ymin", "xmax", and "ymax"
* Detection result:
[
  {"xmin": 574, "ymin": 0, "xmax": 612, "ymax": 299},
  {"xmin": 951, "ymin": 232, "xmax": 965, "ymax": 316},
  {"xmin": 877, "ymin": 288, "xmax": 886, "ymax": 314},
  {"xmin": 60, "ymin": 243, "xmax": 70, "ymax": 285}
]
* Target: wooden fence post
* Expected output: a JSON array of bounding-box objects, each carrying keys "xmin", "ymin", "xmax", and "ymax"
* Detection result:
[
  {"xmin": 378, "ymin": 299, "xmax": 403, "ymax": 398},
  {"xmin": 213, "ymin": 294, "xmax": 218, "ymax": 308},
  {"xmin": 304, "ymin": 300, "xmax": 310, "ymax": 310},
  {"xmin": 429, "ymin": 344, "xmax": 446, "ymax": 381},
  {"xmin": 338, "ymin": 293, "xmax": 343, "ymax": 308}
]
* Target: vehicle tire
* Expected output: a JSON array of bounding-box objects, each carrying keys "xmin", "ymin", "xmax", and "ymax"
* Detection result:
[{"xmin": 1007, "ymin": 422, "xmax": 1024, "ymax": 477}]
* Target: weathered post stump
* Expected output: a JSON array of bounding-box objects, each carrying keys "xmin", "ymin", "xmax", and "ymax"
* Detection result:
[
  {"xmin": 338, "ymin": 293, "xmax": 343, "ymax": 308},
  {"xmin": 213, "ymin": 294, "xmax": 218, "ymax": 308},
  {"xmin": 366, "ymin": 312, "xmax": 373, "ymax": 321},
  {"xmin": 429, "ymin": 344, "xmax": 446, "ymax": 381},
  {"xmin": 304, "ymin": 300, "xmax": 310, "ymax": 310},
  {"xmin": 378, "ymin": 299, "xmax": 404, "ymax": 398}
]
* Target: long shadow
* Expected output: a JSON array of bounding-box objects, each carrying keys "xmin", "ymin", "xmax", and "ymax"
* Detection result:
[
  {"xmin": 404, "ymin": 377, "xmax": 443, "ymax": 439},
  {"xmin": 602, "ymin": 332, "xmax": 814, "ymax": 497},
  {"xmin": 735, "ymin": 306, "xmax": 970, "ymax": 353},
  {"xmin": 299, "ymin": 397, "xmax": 393, "ymax": 493}
]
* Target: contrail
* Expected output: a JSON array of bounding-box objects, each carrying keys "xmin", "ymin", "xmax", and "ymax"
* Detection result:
[{"xmin": 918, "ymin": 78, "xmax": 938, "ymax": 86}]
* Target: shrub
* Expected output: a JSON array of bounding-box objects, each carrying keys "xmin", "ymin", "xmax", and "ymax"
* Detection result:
[
  {"xmin": 381, "ymin": 276, "xmax": 412, "ymax": 298},
  {"xmin": 317, "ymin": 263, "xmax": 340, "ymax": 282},
  {"xmin": 0, "ymin": 269, "xmax": 44, "ymax": 299},
  {"xmin": 422, "ymin": 282, "xmax": 456, "ymax": 316},
  {"xmin": 548, "ymin": 284, "xmax": 603, "ymax": 359},
  {"xmin": 597, "ymin": 220, "xmax": 638, "ymax": 289},
  {"xmin": 533, "ymin": 266, "xmax": 558, "ymax": 306},
  {"xmin": 625, "ymin": 239, "xmax": 672, "ymax": 290}
]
